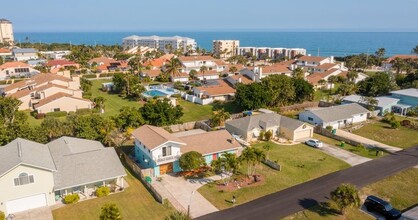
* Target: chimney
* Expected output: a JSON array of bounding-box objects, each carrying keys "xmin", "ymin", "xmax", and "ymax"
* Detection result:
[
  {"xmin": 330, "ymin": 56, "xmax": 334, "ymax": 63},
  {"xmin": 18, "ymin": 140, "xmax": 22, "ymax": 158},
  {"xmin": 238, "ymin": 77, "xmax": 242, "ymax": 83},
  {"xmin": 290, "ymin": 64, "xmax": 295, "ymax": 70}
]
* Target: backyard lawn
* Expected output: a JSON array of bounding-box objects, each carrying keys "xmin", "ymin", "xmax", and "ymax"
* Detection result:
[
  {"xmin": 178, "ymin": 99, "xmax": 214, "ymax": 122},
  {"xmin": 198, "ymin": 142, "xmax": 350, "ymax": 210},
  {"xmin": 352, "ymin": 120, "xmax": 418, "ymax": 148},
  {"xmin": 284, "ymin": 168, "xmax": 418, "ymax": 220},
  {"xmin": 52, "ymin": 170, "xmax": 175, "ymax": 220},
  {"xmin": 313, "ymin": 134, "xmax": 386, "ymax": 159}
]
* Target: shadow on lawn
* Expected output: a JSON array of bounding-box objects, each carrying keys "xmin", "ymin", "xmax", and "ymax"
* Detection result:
[{"xmin": 299, "ymin": 198, "xmax": 340, "ymax": 217}]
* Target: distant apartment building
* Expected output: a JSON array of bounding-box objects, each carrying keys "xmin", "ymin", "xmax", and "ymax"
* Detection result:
[
  {"xmin": 12, "ymin": 48, "xmax": 39, "ymax": 61},
  {"xmin": 39, "ymin": 50, "xmax": 71, "ymax": 60},
  {"xmin": 236, "ymin": 47, "xmax": 306, "ymax": 60},
  {"xmin": 212, "ymin": 40, "xmax": 239, "ymax": 59},
  {"xmin": 122, "ymin": 35, "xmax": 197, "ymax": 53},
  {"xmin": 0, "ymin": 19, "xmax": 14, "ymax": 44}
]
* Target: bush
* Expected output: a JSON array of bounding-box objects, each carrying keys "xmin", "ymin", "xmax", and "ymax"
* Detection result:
[
  {"xmin": 82, "ymin": 74, "xmax": 97, "ymax": 79},
  {"xmin": 401, "ymin": 120, "xmax": 411, "ymax": 127},
  {"xmin": 258, "ymin": 130, "xmax": 265, "ymax": 141},
  {"xmin": 46, "ymin": 111, "xmax": 67, "ymax": 118},
  {"xmin": 63, "ymin": 193, "xmax": 80, "ymax": 204},
  {"xmin": 0, "ymin": 211, "xmax": 4, "ymax": 220},
  {"xmin": 326, "ymin": 125, "xmax": 333, "ymax": 131},
  {"xmin": 76, "ymin": 108, "xmax": 98, "ymax": 115},
  {"xmin": 96, "ymin": 186, "xmax": 110, "ymax": 197},
  {"xmin": 390, "ymin": 120, "xmax": 400, "ymax": 129}
]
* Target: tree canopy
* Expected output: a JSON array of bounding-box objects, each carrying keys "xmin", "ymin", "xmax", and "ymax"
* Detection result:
[
  {"xmin": 179, "ymin": 151, "xmax": 204, "ymax": 171},
  {"xmin": 141, "ymin": 99, "xmax": 183, "ymax": 126},
  {"xmin": 358, "ymin": 72, "xmax": 396, "ymax": 97}
]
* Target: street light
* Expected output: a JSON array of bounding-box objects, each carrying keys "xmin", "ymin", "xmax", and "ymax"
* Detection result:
[{"xmin": 187, "ymin": 190, "xmax": 195, "ymax": 218}]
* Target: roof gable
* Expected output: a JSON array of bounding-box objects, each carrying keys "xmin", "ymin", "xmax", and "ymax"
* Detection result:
[
  {"xmin": 132, "ymin": 125, "xmax": 186, "ymax": 150},
  {"xmin": 305, "ymin": 103, "xmax": 369, "ymax": 122}
]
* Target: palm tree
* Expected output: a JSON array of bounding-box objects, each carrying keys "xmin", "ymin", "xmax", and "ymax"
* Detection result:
[
  {"xmin": 390, "ymin": 57, "xmax": 405, "ymax": 74},
  {"xmin": 211, "ymin": 109, "xmax": 231, "ymax": 126},
  {"xmin": 330, "ymin": 183, "xmax": 360, "ymax": 214},
  {"xmin": 292, "ymin": 67, "xmax": 305, "ymax": 79},
  {"xmin": 412, "ymin": 45, "xmax": 418, "ymax": 56},
  {"xmin": 200, "ymin": 65, "xmax": 208, "ymax": 81},
  {"xmin": 262, "ymin": 143, "xmax": 272, "ymax": 160},
  {"xmin": 327, "ymin": 75, "xmax": 337, "ymax": 90},
  {"xmin": 229, "ymin": 66, "xmax": 238, "ymax": 75},
  {"xmin": 239, "ymin": 147, "xmax": 256, "ymax": 177},
  {"xmin": 346, "ymin": 71, "xmax": 358, "ymax": 82},
  {"xmin": 252, "ymin": 148, "xmax": 266, "ymax": 176},
  {"xmin": 164, "ymin": 58, "xmax": 182, "ymax": 78},
  {"xmin": 189, "ymin": 69, "xmax": 198, "ymax": 80},
  {"xmin": 93, "ymin": 96, "xmax": 106, "ymax": 113}
]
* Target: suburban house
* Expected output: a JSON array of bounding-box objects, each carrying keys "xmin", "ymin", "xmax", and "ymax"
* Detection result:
[
  {"xmin": 225, "ymin": 113, "xmax": 314, "ymax": 142},
  {"xmin": 299, "ymin": 103, "xmax": 370, "ymax": 129},
  {"xmin": 241, "ymin": 64, "xmax": 294, "ymax": 82},
  {"xmin": 141, "ymin": 69, "xmax": 162, "ymax": 80},
  {"xmin": 342, "ymin": 89, "xmax": 418, "ymax": 116},
  {"xmin": 307, "ymin": 68, "xmax": 367, "ymax": 89},
  {"xmin": 192, "ymin": 79, "xmax": 236, "ymax": 102},
  {"xmin": 295, "ymin": 55, "xmax": 334, "ymax": 72},
  {"xmin": 88, "ymin": 57, "xmax": 129, "ymax": 73},
  {"xmin": 12, "ymin": 48, "xmax": 39, "ymax": 61},
  {"xmin": 382, "ymin": 55, "xmax": 418, "ymax": 71},
  {"xmin": 0, "ymin": 61, "xmax": 40, "ymax": 80},
  {"xmin": 195, "ymin": 69, "xmax": 220, "ymax": 80},
  {"xmin": 132, "ymin": 125, "xmax": 243, "ymax": 177},
  {"xmin": 145, "ymin": 54, "xmax": 174, "ymax": 69},
  {"xmin": 46, "ymin": 60, "xmax": 80, "ymax": 74},
  {"xmin": 179, "ymin": 56, "xmax": 218, "ymax": 74},
  {"xmin": 225, "ymin": 74, "xmax": 253, "ymax": 86},
  {"xmin": 0, "ymin": 48, "xmax": 12, "ymax": 58},
  {"xmin": 170, "ymin": 72, "xmax": 190, "ymax": 82},
  {"xmin": 0, "ymin": 137, "xmax": 126, "ymax": 215},
  {"xmin": 3, "ymin": 73, "xmax": 88, "ymax": 112},
  {"xmin": 39, "ymin": 50, "xmax": 71, "ymax": 60}
]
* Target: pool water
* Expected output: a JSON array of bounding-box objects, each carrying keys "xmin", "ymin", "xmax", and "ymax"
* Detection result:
[{"xmin": 143, "ymin": 90, "xmax": 169, "ymax": 97}]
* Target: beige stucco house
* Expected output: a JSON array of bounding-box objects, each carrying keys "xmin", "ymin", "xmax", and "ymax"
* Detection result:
[
  {"xmin": 225, "ymin": 113, "xmax": 314, "ymax": 142},
  {"xmin": 33, "ymin": 92, "xmax": 93, "ymax": 114},
  {"xmin": 0, "ymin": 137, "xmax": 126, "ymax": 215}
]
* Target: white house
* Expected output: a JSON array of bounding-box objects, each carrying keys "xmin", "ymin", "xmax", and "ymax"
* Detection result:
[
  {"xmin": 0, "ymin": 137, "xmax": 126, "ymax": 215},
  {"xmin": 0, "ymin": 61, "xmax": 40, "ymax": 80},
  {"xmin": 178, "ymin": 56, "xmax": 218, "ymax": 74},
  {"xmin": 12, "ymin": 48, "xmax": 38, "ymax": 61},
  {"xmin": 299, "ymin": 103, "xmax": 370, "ymax": 129}
]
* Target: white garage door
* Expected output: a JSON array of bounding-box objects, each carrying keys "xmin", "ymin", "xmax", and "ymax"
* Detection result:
[
  {"xmin": 6, "ymin": 194, "xmax": 47, "ymax": 214},
  {"xmin": 294, "ymin": 129, "xmax": 312, "ymax": 141}
]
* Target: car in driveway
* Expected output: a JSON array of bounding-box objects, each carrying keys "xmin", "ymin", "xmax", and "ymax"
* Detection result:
[
  {"xmin": 305, "ymin": 139, "xmax": 323, "ymax": 148},
  {"xmin": 364, "ymin": 195, "xmax": 402, "ymax": 219}
]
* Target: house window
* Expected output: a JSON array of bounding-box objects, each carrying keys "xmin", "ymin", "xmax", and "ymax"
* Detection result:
[
  {"xmin": 360, "ymin": 114, "xmax": 364, "ymax": 116},
  {"xmin": 53, "ymin": 108, "xmax": 60, "ymax": 112},
  {"xmin": 308, "ymin": 117, "xmax": 313, "ymax": 121},
  {"xmin": 162, "ymin": 146, "xmax": 172, "ymax": 157},
  {"xmin": 14, "ymin": 173, "xmax": 34, "ymax": 186}
]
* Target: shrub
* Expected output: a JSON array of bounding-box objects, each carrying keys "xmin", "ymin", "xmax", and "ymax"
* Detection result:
[
  {"xmin": 390, "ymin": 120, "xmax": 400, "ymax": 129},
  {"xmin": 63, "ymin": 193, "xmax": 80, "ymax": 204},
  {"xmin": 0, "ymin": 211, "xmax": 4, "ymax": 220},
  {"xmin": 82, "ymin": 74, "xmax": 97, "ymax": 79},
  {"xmin": 171, "ymin": 93, "xmax": 181, "ymax": 98},
  {"xmin": 100, "ymin": 203, "xmax": 122, "ymax": 220},
  {"xmin": 99, "ymin": 73, "xmax": 115, "ymax": 78},
  {"xmin": 326, "ymin": 125, "xmax": 333, "ymax": 131},
  {"xmin": 258, "ymin": 130, "xmax": 265, "ymax": 141},
  {"xmin": 264, "ymin": 130, "xmax": 273, "ymax": 141},
  {"xmin": 356, "ymin": 144, "xmax": 366, "ymax": 150},
  {"xmin": 76, "ymin": 108, "xmax": 98, "ymax": 115},
  {"xmin": 96, "ymin": 186, "xmax": 111, "ymax": 197},
  {"xmin": 46, "ymin": 111, "xmax": 67, "ymax": 118}
]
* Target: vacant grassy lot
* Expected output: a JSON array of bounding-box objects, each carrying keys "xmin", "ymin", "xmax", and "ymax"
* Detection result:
[
  {"xmin": 178, "ymin": 99, "xmax": 214, "ymax": 122},
  {"xmin": 352, "ymin": 120, "xmax": 418, "ymax": 148},
  {"xmin": 284, "ymin": 168, "xmax": 418, "ymax": 220},
  {"xmin": 52, "ymin": 170, "xmax": 175, "ymax": 220},
  {"xmin": 198, "ymin": 142, "xmax": 350, "ymax": 210},
  {"xmin": 313, "ymin": 134, "xmax": 386, "ymax": 159}
]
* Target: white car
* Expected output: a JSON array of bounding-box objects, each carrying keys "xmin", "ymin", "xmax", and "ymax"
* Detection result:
[{"xmin": 305, "ymin": 139, "xmax": 323, "ymax": 148}]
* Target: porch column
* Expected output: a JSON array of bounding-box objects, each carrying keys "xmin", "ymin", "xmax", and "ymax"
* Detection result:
[
  {"xmin": 103, "ymin": 181, "xmax": 105, "ymax": 186},
  {"xmin": 121, "ymin": 177, "xmax": 124, "ymax": 188}
]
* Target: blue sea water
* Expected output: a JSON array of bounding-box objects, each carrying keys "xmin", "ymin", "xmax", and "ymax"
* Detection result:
[{"xmin": 14, "ymin": 32, "xmax": 418, "ymax": 57}]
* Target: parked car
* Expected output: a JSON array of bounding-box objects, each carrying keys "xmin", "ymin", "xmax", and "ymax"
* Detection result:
[
  {"xmin": 305, "ymin": 139, "xmax": 323, "ymax": 148},
  {"xmin": 364, "ymin": 195, "xmax": 402, "ymax": 219}
]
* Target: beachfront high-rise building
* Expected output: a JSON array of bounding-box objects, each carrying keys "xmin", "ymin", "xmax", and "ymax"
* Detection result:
[
  {"xmin": 236, "ymin": 47, "xmax": 306, "ymax": 60},
  {"xmin": 0, "ymin": 19, "xmax": 14, "ymax": 45},
  {"xmin": 212, "ymin": 40, "xmax": 239, "ymax": 59},
  {"xmin": 122, "ymin": 35, "xmax": 197, "ymax": 53}
]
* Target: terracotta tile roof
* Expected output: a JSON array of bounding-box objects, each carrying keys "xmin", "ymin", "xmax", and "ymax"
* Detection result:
[
  {"xmin": 34, "ymin": 92, "xmax": 91, "ymax": 108},
  {"xmin": 88, "ymin": 57, "xmax": 116, "ymax": 64},
  {"xmin": 261, "ymin": 64, "xmax": 291, "ymax": 74},
  {"xmin": 4, "ymin": 73, "xmax": 71, "ymax": 92},
  {"xmin": 171, "ymin": 72, "xmax": 189, "ymax": 78},
  {"xmin": 337, "ymin": 71, "xmax": 349, "ymax": 78},
  {"xmin": 229, "ymin": 75, "xmax": 253, "ymax": 84},
  {"xmin": 298, "ymin": 55, "xmax": 327, "ymax": 63},
  {"xmin": 131, "ymin": 125, "xmax": 186, "ymax": 150},
  {"xmin": 179, "ymin": 130, "xmax": 242, "ymax": 156},
  {"xmin": 178, "ymin": 56, "xmax": 214, "ymax": 62},
  {"xmin": 386, "ymin": 55, "xmax": 418, "ymax": 62},
  {"xmin": 276, "ymin": 60, "xmax": 296, "ymax": 66},
  {"xmin": 7, "ymin": 89, "xmax": 32, "ymax": 99},
  {"xmin": 307, "ymin": 68, "xmax": 340, "ymax": 85},
  {"xmin": 0, "ymin": 48, "xmax": 11, "ymax": 53},
  {"xmin": 315, "ymin": 63, "xmax": 338, "ymax": 70},
  {"xmin": 142, "ymin": 69, "xmax": 161, "ymax": 77},
  {"xmin": 197, "ymin": 70, "xmax": 218, "ymax": 76},
  {"xmin": 195, "ymin": 80, "xmax": 235, "ymax": 96},
  {"xmin": 214, "ymin": 59, "xmax": 227, "ymax": 66},
  {"xmin": 46, "ymin": 60, "xmax": 78, "ymax": 67},
  {"xmin": 35, "ymin": 82, "xmax": 73, "ymax": 92},
  {"xmin": 0, "ymin": 61, "xmax": 30, "ymax": 70}
]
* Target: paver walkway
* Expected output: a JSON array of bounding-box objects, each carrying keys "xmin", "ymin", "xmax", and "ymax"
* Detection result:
[
  {"xmin": 152, "ymin": 174, "xmax": 220, "ymax": 218},
  {"xmin": 336, "ymin": 129, "xmax": 402, "ymax": 153},
  {"xmin": 319, "ymin": 143, "xmax": 371, "ymax": 166}
]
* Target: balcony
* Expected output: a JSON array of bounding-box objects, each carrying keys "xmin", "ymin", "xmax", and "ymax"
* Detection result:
[{"xmin": 154, "ymin": 154, "xmax": 181, "ymax": 164}]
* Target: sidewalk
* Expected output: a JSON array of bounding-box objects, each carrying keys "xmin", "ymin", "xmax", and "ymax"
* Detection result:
[
  {"xmin": 152, "ymin": 174, "xmax": 219, "ymax": 218},
  {"xmin": 336, "ymin": 129, "xmax": 402, "ymax": 153},
  {"xmin": 319, "ymin": 143, "xmax": 371, "ymax": 166}
]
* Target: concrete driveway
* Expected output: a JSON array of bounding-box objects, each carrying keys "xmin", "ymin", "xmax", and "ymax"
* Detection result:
[
  {"xmin": 12, "ymin": 206, "xmax": 53, "ymax": 220},
  {"xmin": 319, "ymin": 143, "xmax": 372, "ymax": 166},
  {"xmin": 152, "ymin": 174, "xmax": 219, "ymax": 218},
  {"xmin": 336, "ymin": 129, "xmax": 402, "ymax": 153}
]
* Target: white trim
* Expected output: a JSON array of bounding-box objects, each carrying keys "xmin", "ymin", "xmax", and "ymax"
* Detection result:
[
  {"xmin": 202, "ymin": 147, "xmax": 241, "ymax": 156},
  {"xmin": 54, "ymin": 175, "xmax": 126, "ymax": 191},
  {"xmin": 0, "ymin": 162, "xmax": 56, "ymax": 178}
]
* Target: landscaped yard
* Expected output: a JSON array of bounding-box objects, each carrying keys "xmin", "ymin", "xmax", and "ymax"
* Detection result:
[
  {"xmin": 198, "ymin": 142, "xmax": 350, "ymax": 210},
  {"xmin": 178, "ymin": 99, "xmax": 214, "ymax": 122},
  {"xmin": 283, "ymin": 168, "xmax": 418, "ymax": 220},
  {"xmin": 52, "ymin": 170, "xmax": 175, "ymax": 220},
  {"xmin": 352, "ymin": 120, "xmax": 418, "ymax": 148},
  {"xmin": 313, "ymin": 134, "xmax": 386, "ymax": 159}
]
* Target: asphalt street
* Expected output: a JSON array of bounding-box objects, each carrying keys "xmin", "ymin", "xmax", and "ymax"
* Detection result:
[{"xmin": 197, "ymin": 146, "xmax": 418, "ymax": 220}]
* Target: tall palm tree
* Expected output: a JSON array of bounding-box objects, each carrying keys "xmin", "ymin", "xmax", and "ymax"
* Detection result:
[
  {"xmin": 390, "ymin": 57, "xmax": 405, "ymax": 74},
  {"xmin": 164, "ymin": 58, "xmax": 182, "ymax": 78},
  {"xmin": 93, "ymin": 96, "xmax": 106, "ymax": 113},
  {"xmin": 346, "ymin": 71, "xmax": 358, "ymax": 82},
  {"xmin": 200, "ymin": 65, "xmax": 208, "ymax": 81}
]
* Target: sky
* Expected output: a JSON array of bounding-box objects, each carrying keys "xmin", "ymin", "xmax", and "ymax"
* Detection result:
[{"xmin": 3, "ymin": 0, "xmax": 418, "ymax": 32}]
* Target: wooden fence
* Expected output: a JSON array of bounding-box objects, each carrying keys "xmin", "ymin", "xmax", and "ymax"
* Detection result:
[{"xmin": 116, "ymin": 148, "xmax": 163, "ymax": 203}]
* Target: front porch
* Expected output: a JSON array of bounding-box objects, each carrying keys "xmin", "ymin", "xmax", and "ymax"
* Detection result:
[{"xmin": 392, "ymin": 103, "xmax": 411, "ymax": 116}]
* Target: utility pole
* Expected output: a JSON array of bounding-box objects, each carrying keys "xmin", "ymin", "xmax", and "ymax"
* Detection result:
[
  {"xmin": 365, "ymin": 49, "xmax": 370, "ymax": 69},
  {"xmin": 187, "ymin": 191, "xmax": 195, "ymax": 218}
]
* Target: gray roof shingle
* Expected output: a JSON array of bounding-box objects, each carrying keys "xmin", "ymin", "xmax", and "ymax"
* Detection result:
[
  {"xmin": 0, "ymin": 138, "xmax": 56, "ymax": 177},
  {"xmin": 226, "ymin": 113, "xmax": 305, "ymax": 131},
  {"xmin": 305, "ymin": 103, "xmax": 369, "ymax": 123}
]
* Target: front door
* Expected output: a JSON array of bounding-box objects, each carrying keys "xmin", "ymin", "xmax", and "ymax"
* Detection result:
[
  {"xmin": 212, "ymin": 153, "xmax": 217, "ymax": 160},
  {"xmin": 159, "ymin": 163, "xmax": 173, "ymax": 175}
]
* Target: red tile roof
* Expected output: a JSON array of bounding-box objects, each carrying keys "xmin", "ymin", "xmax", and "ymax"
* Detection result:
[
  {"xmin": 386, "ymin": 55, "xmax": 418, "ymax": 62},
  {"xmin": 195, "ymin": 80, "xmax": 235, "ymax": 96},
  {"xmin": 142, "ymin": 69, "xmax": 161, "ymax": 77},
  {"xmin": 0, "ymin": 48, "xmax": 11, "ymax": 53},
  {"xmin": 46, "ymin": 60, "xmax": 78, "ymax": 67},
  {"xmin": 315, "ymin": 63, "xmax": 338, "ymax": 70},
  {"xmin": 0, "ymin": 61, "xmax": 30, "ymax": 70},
  {"xmin": 178, "ymin": 56, "xmax": 214, "ymax": 62},
  {"xmin": 261, "ymin": 64, "xmax": 292, "ymax": 74},
  {"xmin": 4, "ymin": 73, "xmax": 71, "ymax": 92},
  {"xmin": 298, "ymin": 56, "xmax": 327, "ymax": 63}
]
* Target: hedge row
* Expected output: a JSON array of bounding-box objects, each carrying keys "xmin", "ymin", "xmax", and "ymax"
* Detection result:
[
  {"xmin": 46, "ymin": 111, "xmax": 67, "ymax": 117},
  {"xmin": 82, "ymin": 74, "xmax": 97, "ymax": 78}
]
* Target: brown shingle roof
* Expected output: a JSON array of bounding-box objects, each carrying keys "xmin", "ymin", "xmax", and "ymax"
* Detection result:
[
  {"xmin": 4, "ymin": 73, "xmax": 71, "ymax": 92},
  {"xmin": 298, "ymin": 56, "xmax": 327, "ymax": 63},
  {"xmin": 142, "ymin": 69, "xmax": 161, "ymax": 77},
  {"xmin": 7, "ymin": 89, "xmax": 32, "ymax": 99},
  {"xmin": 229, "ymin": 75, "xmax": 253, "ymax": 85},
  {"xmin": 131, "ymin": 125, "xmax": 186, "ymax": 150},
  {"xmin": 307, "ymin": 68, "xmax": 340, "ymax": 85},
  {"xmin": 195, "ymin": 80, "xmax": 235, "ymax": 96},
  {"xmin": 179, "ymin": 130, "xmax": 241, "ymax": 156},
  {"xmin": 261, "ymin": 64, "xmax": 292, "ymax": 74},
  {"xmin": 46, "ymin": 60, "xmax": 78, "ymax": 67}
]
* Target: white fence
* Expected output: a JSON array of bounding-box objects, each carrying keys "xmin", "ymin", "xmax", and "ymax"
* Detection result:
[{"xmin": 181, "ymin": 93, "xmax": 214, "ymax": 105}]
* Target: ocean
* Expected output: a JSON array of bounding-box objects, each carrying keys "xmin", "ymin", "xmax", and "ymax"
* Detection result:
[{"xmin": 14, "ymin": 32, "xmax": 418, "ymax": 57}]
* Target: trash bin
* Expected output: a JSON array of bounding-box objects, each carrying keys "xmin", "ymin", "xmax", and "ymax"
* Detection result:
[
  {"xmin": 145, "ymin": 176, "xmax": 152, "ymax": 184},
  {"xmin": 332, "ymin": 129, "xmax": 337, "ymax": 135},
  {"xmin": 340, "ymin": 141, "xmax": 345, "ymax": 148}
]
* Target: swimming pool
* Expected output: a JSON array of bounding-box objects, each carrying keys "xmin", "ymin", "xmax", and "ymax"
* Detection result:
[{"xmin": 143, "ymin": 90, "xmax": 169, "ymax": 97}]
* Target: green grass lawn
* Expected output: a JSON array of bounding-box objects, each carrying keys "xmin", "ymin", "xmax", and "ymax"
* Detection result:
[
  {"xmin": 90, "ymin": 79, "xmax": 142, "ymax": 117},
  {"xmin": 178, "ymin": 99, "xmax": 214, "ymax": 122},
  {"xmin": 198, "ymin": 142, "xmax": 350, "ymax": 210},
  {"xmin": 313, "ymin": 134, "xmax": 386, "ymax": 159},
  {"xmin": 352, "ymin": 120, "xmax": 418, "ymax": 148},
  {"xmin": 52, "ymin": 170, "xmax": 175, "ymax": 220}
]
